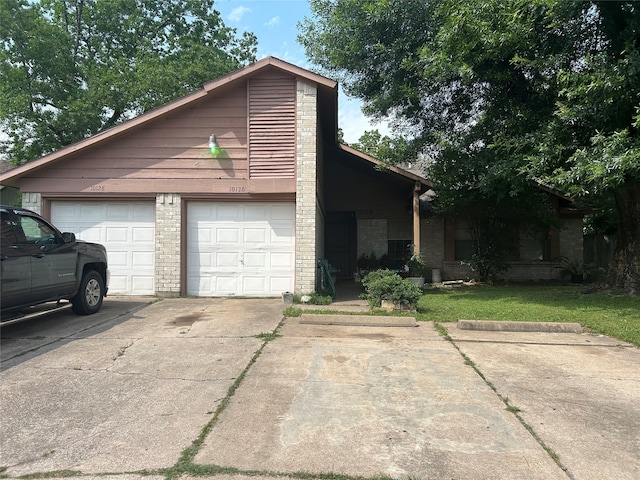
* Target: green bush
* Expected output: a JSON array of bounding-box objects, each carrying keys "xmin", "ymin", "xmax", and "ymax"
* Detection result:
[
  {"xmin": 293, "ymin": 292, "xmax": 332, "ymax": 305},
  {"xmin": 308, "ymin": 292, "xmax": 332, "ymax": 305},
  {"xmin": 406, "ymin": 254, "xmax": 427, "ymax": 277},
  {"xmin": 361, "ymin": 269, "xmax": 397, "ymax": 289},
  {"xmin": 361, "ymin": 269, "xmax": 423, "ymax": 309}
]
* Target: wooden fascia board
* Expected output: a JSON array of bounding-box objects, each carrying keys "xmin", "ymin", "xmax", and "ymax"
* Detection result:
[
  {"xmin": 337, "ymin": 143, "xmax": 434, "ymax": 188},
  {"xmin": 559, "ymin": 207, "xmax": 596, "ymax": 217},
  {"xmin": 203, "ymin": 56, "xmax": 337, "ymax": 92},
  {"xmin": 529, "ymin": 180, "xmax": 574, "ymax": 203}
]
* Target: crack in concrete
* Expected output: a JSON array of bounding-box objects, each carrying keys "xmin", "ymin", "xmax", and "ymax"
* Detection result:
[
  {"xmin": 439, "ymin": 324, "xmax": 577, "ymax": 480},
  {"xmin": 20, "ymin": 364, "xmax": 240, "ymax": 383},
  {"xmin": 109, "ymin": 338, "xmax": 138, "ymax": 363}
]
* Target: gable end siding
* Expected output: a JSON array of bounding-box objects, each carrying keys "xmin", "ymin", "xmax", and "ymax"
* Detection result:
[{"xmin": 248, "ymin": 76, "xmax": 296, "ymax": 178}]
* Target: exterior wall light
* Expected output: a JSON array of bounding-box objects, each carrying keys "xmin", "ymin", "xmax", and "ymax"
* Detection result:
[{"xmin": 208, "ymin": 134, "xmax": 220, "ymax": 155}]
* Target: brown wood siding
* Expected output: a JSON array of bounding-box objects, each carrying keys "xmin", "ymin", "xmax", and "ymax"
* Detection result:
[
  {"xmin": 248, "ymin": 75, "xmax": 296, "ymax": 178},
  {"xmin": 23, "ymin": 87, "xmax": 248, "ymax": 184},
  {"xmin": 17, "ymin": 84, "xmax": 296, "ymax": 194}
]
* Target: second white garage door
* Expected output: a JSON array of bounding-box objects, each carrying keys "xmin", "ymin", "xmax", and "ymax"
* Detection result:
[
  {"xmin": 187, "ymin": 202, "xmax": 295, "ymax": 296},
  {"xmin": 51, "ymin": 201, "xmax": 156, "ymax": 295}
]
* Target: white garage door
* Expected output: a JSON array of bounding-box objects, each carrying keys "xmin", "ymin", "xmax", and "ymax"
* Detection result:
[
  {"xmin": 51, "ymin": 201, "xmax": 155, "ymax": 295},
  {"xmin": 187, "ymin": 202, "xmax": 295, "ymax": 296}
]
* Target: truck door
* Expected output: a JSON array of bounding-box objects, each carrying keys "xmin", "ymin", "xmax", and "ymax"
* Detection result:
[
  {"xmin": 16, "ymin": 212, "xmax": 78, "ymax": 302},
  {"xmin": 0, "ymin": 211, "xmax": 32, "ymax": 311}
]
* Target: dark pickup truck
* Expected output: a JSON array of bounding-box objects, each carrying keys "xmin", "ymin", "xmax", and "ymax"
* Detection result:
[{"xmin": 1, "ymin": 206, "xmax": 109, "ymax": 321}]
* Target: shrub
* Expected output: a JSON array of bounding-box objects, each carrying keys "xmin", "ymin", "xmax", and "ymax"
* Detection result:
[
  {"xmin": 361, "ymin": 268, "xmax": 397, "ymax": 289},
  {"xmin": 463, "ymin": 251, "xmax": 509, "ymax": 283},
  {"xmin": 553, "ymin": 256, "xmax": 599, "ymax": 283},
  {"xmin": 406, "ymin": 254, "xmax": 427, "ymax": 277},
  {"xmin": 308, "ymin": 292, "xmax": 332, "ymax": 305},
  {"xmin": 361, "ymin": 269, "xmax": 423, "ymax": 309}
]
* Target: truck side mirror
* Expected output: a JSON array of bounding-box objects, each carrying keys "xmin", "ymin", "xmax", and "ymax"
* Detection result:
[{"xmin": 62, "ymin": 232, "xmax": 76, "ymax": 244}]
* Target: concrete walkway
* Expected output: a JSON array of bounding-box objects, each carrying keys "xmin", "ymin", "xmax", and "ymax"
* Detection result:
[{"xmin": 1, "ymin": 296, "xmax": 639, "ymax": 480}]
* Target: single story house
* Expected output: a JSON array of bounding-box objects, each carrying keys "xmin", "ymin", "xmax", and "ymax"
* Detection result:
[{"xmin": 0, "ymin": 57, "xmax": 585, "ymax": 296}]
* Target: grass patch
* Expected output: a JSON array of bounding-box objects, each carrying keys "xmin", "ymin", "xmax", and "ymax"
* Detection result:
[
  {"xmin": 9, "ymin": 471, "xmax": 83, "ymax": 479},
  {"xmin": 254, "ymin": 332, "xmax": 280, "ymax": 342},
  {"xmin": 283, "ymin": 306, "xmax": 302, "ymax": 317},
  {"xmin": 418, "ymin": 285, "xmax": 640, "ymax": 346}
]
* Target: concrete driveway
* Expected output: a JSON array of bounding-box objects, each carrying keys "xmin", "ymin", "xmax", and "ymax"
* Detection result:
[{"xmin": 1, "ymin": 297, "xmax": 639, "ymax": 480}]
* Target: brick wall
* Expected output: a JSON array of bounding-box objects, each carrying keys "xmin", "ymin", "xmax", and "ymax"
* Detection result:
[
  {"xmin": 22, "ymin": 192, "xmax": 42, "ymax": 214},
  {"xmin": 559, "ymin": 217, "xmax": 584, "ymax": 262},
  {"xmin": 441, "ymin": 261, "xmax": 561, "ymax": 282},
  {"xmin": 438, "ymin": 217, "xmax": 584, "ymax": 283},
  {"xmin": 295, "ymin": 80, "xmax": 318, "ymax": 294},
  {"xmin": 442, "ymin": 262, "xmax": 475, "ymax": 281},
  {"xmin": 155, "ymin": 193, "xmax": 181, "ymax": 296}
]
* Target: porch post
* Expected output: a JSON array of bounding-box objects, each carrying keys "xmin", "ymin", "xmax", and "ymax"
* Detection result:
[{"xmin": 413, "ymin": 181, "xmax": 421, "ymax": 255}]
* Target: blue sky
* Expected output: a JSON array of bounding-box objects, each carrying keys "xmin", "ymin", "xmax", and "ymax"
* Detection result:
[{"xmin": 216, "ymin": 0, "xmax": 389, "ymax": 144}]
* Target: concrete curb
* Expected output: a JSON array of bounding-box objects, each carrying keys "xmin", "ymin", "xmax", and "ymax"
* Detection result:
[
  {"xmin": 457, "ymin": 319, "xmax": 583, "ymax": 333},
  {"xmin": 299, "ymin": 313, "xmax": 417, "ymax": 327},
  {"xmin": 296, "ymin": 304, "xmax": 370, "ymax": 313}
]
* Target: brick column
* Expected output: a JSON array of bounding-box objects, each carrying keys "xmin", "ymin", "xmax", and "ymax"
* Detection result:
[
  {"xmin": 295, "ymin": 80, "xmax": 318, "ymax": 293},
  {"xmin": 22, "ymin": 193, "xmax": 42, "ymax": 214},
  {"xmin": 155, "ymin": 193, "xmax": 181, "ymax": 296}
]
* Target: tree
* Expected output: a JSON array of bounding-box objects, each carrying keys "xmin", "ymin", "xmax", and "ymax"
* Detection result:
[
  {"xmin": 351, "ymin": 129, "xmax": 404, "ymax": 161},
  {"xmin": 0, "ymin": 0, "xmax": 257, "ymax": 164},
  {"xmin": 300, "ymin": 0, "xmax": 640, "ymax": 294}
]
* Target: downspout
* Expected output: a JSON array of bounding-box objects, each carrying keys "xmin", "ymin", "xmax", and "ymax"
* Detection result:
[{"xmin": 413, "ymin": 181, "xmax": 421, "ymax": 255}]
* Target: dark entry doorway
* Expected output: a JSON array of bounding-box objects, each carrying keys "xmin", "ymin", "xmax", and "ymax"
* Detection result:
[{"xmin": 325, "ymin": 211, "xmax": 356, "ymax": 280}]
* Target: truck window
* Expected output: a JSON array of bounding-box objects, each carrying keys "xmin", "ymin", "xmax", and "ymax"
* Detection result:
[
  {"xmin": 18, "ymin": 215, "xmax": 57, "ymax": 244},
  {"xmin": 1, "ymin": 212, "xmax": 20, "ymax": 245}
]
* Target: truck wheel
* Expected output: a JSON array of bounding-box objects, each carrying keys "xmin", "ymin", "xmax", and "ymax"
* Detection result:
[{"xmin": 71, "ymin": 270, "xmax": 104, "ymax": 315}]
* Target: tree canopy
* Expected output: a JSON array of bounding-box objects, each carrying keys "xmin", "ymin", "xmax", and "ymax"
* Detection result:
[
  {"xmin": 300, "ymin": 0, "xmax": 640, "ymax": 293},
  {"xmin": 0, "ymin": 0, "xmax": 257, "ymax": 164}
]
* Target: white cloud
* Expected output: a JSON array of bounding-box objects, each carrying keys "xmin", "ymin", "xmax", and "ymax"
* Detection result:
[
  {"xmin": 228, "ymin": 6, "xmax": 251, "ymax": 23},
  {"xmin": 257, "ymin": 41, "xmax": 311, "ymax": 69},
  {"xmin": 265, "ymin": 16, "xmax": 280, "ymax": 27}
]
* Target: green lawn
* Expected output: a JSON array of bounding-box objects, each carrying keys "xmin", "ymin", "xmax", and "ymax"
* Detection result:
[{"xmin": 416, "ymin": 285, "xmax": 640, "ymax": 346}]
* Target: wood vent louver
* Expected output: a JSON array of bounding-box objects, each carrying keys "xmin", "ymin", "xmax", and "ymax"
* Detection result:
[{"xmin": 248, "ymin": 77, "xmax": 296, "ymax": 178}]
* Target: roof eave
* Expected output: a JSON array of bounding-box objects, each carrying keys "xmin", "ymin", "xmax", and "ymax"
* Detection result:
[
  {"xmin": 337, "ymin": 143, "xmax": 434, "ymax": 188},
  {"xmin": 1, "ymin": 56, "xmax": 338, "ymax": 187},
  {"xmin": 203, "ymin": 56, "xmax": 337, "ymax": 92}
]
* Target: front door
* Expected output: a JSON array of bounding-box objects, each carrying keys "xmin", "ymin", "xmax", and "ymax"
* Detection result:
[{"xmin": 325, "ymin": 212, "xmax": 357, "ymax": 280}]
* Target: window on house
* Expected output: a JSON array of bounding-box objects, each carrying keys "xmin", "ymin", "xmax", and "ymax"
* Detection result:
[
  {"xmin": 387, "ymin": 219, "xmax": 412, "ymax": 264},
  {"xmin": 519, "ymin": 231, "xmax": 550, "ymax": 261},
  {"xmin": 387, "ymin": 239, "xmax": 411, "ymax": 262},
  {"xmin": 454, "ymin": 220, "xmax": 474, "ymax": 261}
]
